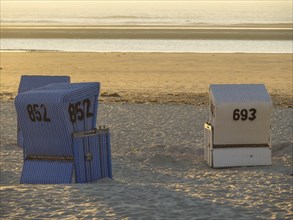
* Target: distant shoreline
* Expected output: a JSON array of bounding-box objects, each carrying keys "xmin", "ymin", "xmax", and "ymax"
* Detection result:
[
  {"xmin": 1, "ymin": 24, "xmax": 292, "ymax": 40},
  {"xmin": 2, "ymin": 23, "xmax": 292, "ymax": 28},
  {"xmin": 1, "ymin": 49, "xmax": 292, "ymax": 54}
]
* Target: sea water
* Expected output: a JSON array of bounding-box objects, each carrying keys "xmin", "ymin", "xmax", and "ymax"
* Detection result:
[
  {"xmin": 1, "ymin": 1, "xmax": 292, "ymax": 53},
  {"xmin": 2, "ymin": 1, "xmax": 292, "ymax": 25},
  {"xmin": 1, "ymin": 39, "xmax": 292, "ymax": 53}
]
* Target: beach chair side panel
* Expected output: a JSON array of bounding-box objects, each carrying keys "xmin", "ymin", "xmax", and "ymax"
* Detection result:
[{"xmin": 17, "ymin": 75, "xmax": 70, "ymax": 148}]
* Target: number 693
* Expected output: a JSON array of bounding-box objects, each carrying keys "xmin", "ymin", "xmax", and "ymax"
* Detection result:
[{"xmin": 233, "ymin": 108, "xmax": 256, "ymax": 121}]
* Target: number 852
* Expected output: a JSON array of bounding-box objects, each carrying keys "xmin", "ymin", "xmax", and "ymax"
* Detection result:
[
  {"xmin": 68, "ymin": 99, "xmax": 93, "ymax": 123},
  {"xmin": 233, "ymin": 108, "xmax": 256, "ymax": 121}
]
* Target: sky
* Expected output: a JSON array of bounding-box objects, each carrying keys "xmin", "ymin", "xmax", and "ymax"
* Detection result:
[{"xmin": 1, "ymin": 0, "xmax": 292, "ymax": 25}]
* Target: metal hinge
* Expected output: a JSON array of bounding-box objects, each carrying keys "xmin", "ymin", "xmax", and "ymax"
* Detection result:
[
  {"xmin": 73, "ymin": 127, "xmax": 109, "ymax": 138},
  {"xmin": 85, "ymin": 153, "xmax": 93, "ymax": 161}
]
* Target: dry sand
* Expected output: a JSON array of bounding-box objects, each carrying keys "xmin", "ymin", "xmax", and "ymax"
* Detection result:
[
  {"xmin": 0, "ymin": 52, "xmax": 292, "ymax": 107},
  {"xmin": 0, "ymin": 102, "xmax": 292, "ymax": 219}
]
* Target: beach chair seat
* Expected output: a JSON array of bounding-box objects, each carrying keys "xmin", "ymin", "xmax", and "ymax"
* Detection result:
[
  {"xmin": 17, "ymin": 75, "xmax": 70, "ymax": 148},
  {"xmin": 15, "ymin": 82, "xmax": 112, "ymax": 184},
  {"xmin": 204, "ymin": 84, "xmax": 272, "ymax": 168}
]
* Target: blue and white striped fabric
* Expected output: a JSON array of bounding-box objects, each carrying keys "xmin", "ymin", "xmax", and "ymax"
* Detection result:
[
  {"xmin": 15, "ymin": 82, "xmax": 100, "ymax": 184},
  {"xmin": 17, "ymin": 75, "xmax": 70, "ymax": 148}
]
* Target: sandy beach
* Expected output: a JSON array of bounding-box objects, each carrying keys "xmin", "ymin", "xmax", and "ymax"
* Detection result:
[
  {"xmin": 0, "ymin": 101, "xmax": 292, "ymax": 219},
  {"xmin": 0, "ymin": 51, "xmax": 292, "ymax": 219},
  {"xmin": 1, "ymin": 1, "xmax": 292, "ymax": 219},
  {"xmin": 1, "ymin": 52, "xmax": 292, "ymax": 107}
]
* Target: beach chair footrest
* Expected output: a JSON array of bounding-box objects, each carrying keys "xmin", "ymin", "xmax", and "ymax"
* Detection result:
[{"xmin": 20, "ymin": 160, "xmax": 73, "ymax": 184}]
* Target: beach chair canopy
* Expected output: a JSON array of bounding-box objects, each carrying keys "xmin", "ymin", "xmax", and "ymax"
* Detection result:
[
  {"xmin": 18, "ymin": 75, "xmax": 70, "ymax": 93},
  {"xmin": 15, "ymin": 82, "xmax": 101, "ymax": 183},
  {"xmin": 209, "ymin": 84, "xmax": 272, "ymax": 145},
  {"xmin": 16, "ymin": 82, "xmax": 100, "ymax": 157}
]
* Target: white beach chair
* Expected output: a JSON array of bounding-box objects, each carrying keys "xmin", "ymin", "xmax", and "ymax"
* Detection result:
[{"xmin": 204, "ymin": 84, "xmax": 273, "ymax": 168}]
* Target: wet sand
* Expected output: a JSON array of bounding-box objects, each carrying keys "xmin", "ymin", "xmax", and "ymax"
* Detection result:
[
  {"xmin": 0, "ymin": 52, "xmax": 292, "ymax": 107},
  {"xmin": 1, "ymin": 24, "xmax": 292, "ymax": 40}
]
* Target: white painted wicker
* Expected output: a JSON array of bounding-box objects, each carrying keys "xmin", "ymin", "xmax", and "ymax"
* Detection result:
[{"xmin": 204, "ymin": 84, "xmax": 272, "ymax": 168}]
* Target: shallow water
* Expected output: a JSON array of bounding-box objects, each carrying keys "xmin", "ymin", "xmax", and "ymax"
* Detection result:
[{"xmin": 1, "ymin": 39, "xmax": 292, "ymax": 53}]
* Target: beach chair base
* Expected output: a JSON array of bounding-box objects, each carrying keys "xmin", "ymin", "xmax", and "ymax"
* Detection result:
[
  {"xmin": 205, "ymin": 147, "xmax": 272, "ymax": 168},
  {"xmin": 204, "ymin": 123, "xmax": 272, "ymax": 168},
  {"xmin": 20, "ymin": 160, "xmax": 74, "ymax": 184}
]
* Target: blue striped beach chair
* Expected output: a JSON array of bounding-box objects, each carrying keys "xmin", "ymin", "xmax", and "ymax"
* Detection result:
[
  {"xmin": 17, "ymin": 75, "xmax": 70, "ymax": 148},
  {"xmin": 15, "ymin": 82, "xmax": 112, "ymax": 184}
]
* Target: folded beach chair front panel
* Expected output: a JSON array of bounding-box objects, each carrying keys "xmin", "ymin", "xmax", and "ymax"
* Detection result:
[
  {"xmin": 73, "ymin": 128, "xmax": 112, "ymax": 183},
  {"xmin": 15, "ymin": 82, "xmax": 100, "ymax": 183},
  {"xmin": 17, "ymin": 75, "xmax": 70, "ymax": 148},
  {"xmin": 204, "ymin": 84, "xmax": 273, "ymax": 168}
]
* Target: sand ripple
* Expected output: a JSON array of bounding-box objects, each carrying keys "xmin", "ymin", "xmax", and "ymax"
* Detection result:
[{"xmin": 1, "ymin": 102, "xmax": 292, "ymax": 219}]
